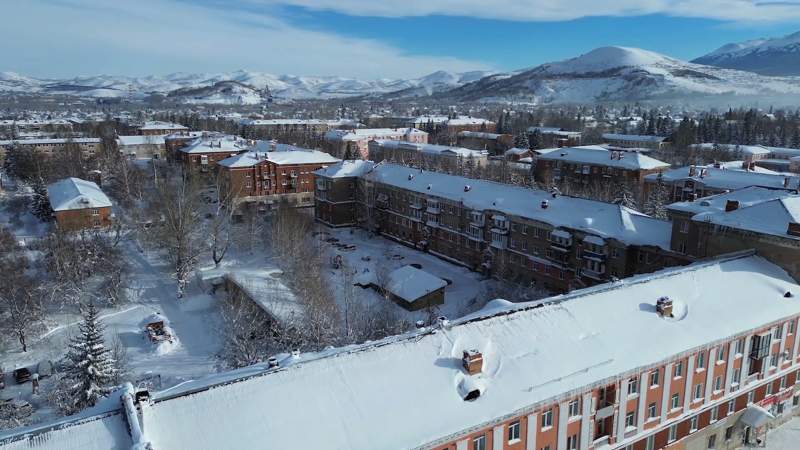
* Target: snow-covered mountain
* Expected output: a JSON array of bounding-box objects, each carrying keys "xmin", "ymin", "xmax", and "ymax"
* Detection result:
[
  {"xmin": 443, "ymin": 46, "xmax": 800, "ymax": 104},
  {"xmin": 692, "ymin": 31, "xmax": 800, "ymax": 76},
  {"xmin": 0, "ymin": 69, "xmax": 494, "ymax": 102}
]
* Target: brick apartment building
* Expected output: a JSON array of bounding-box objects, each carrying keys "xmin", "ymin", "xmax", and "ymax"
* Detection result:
[
  {"xmin": 0, "ymin": 138, "xmax": 103, "ymax": 162},
  {"xmin": 535, "ymin": 146, "xmax": 670, "ymax": 192},
  {"xmin": 644, "ymin": 166, "xmax": 800, "ymax": 203},
  {"xmin": 46, "ymin": 177, "xmax": 113, "ymax": 231},
  {"xmin": 9, "ymin": 252, "xmax": 800, "ymax": 450},
  {"xmin": 137, "ymin": 121, "xmax": 188, "ymax": 136},
  {"xmin": 323, "ymin": 128, "xmax": 428, "ymax": 160},
  {"xmin": 219, "ymin": 144, "xmax": 340, "ymax": 207},
  {"xmin": 666, "ymin": 186, "xmax": 800, "ymax": 280},
  {"xmin": 315, "ymin": 162, "xmax": 687, "ymax": 292},
  {"xmin": 176, "ymin": 134, "xmax": 250, "ymax": 173},
  {"xmin": 164, "ymin": 131, "xmax": 208, "ymax": 161},
  {"xmin": 240, "ymin": 118, "xmax": 359, "ymax": 139},
  {"xmin": 528, "ymin": 127, "xmax": 583, "ymax": 148},
  {"xmin": 602, "ymin": 133, "xmax": 669, "ymax": 150},
  {"xmin": 368, "ymin": 140, "xmax": 489, "ymax": 169},
  {"xmin": 456, "ymin": 131, "xmax": 514, "ymax": 155},
  {"xmin": 116, "ymin": 135, "xmax": 166, "ymax": 160}
]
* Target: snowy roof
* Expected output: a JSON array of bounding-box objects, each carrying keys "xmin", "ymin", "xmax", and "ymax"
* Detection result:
[
  {"xmin": 315, "ymin": 160, "xmax": 376, "ymax": 178},
  {"xmin": 691, "ymin": 143, "xmax": 771, "ymax": 156},
  {"xmin": 764, "ymin": 146, "xmax": 800, "ymax": 159},
  {"xmin": 537, "ymin": 146, "xmax": 669, "ymax": 170},
  {"xmin": 240, "ymin": 118, "xmax": 359, "ymax": 127},
  {"xmin": 164, "ymin": 131, "xmax": 207, "ymax": 140},
  {"xmin": 602, "ymin": 133, "xmax": 666, "ymax": 143},
  {"xmin": 178, "ymin": 135, "xmax": 249, "ymax": 154},
  {"xmin": 9, "ymin": 254, "xmax": 798, "ymax": 450},
  {"xmin": 528, "ymin": 127, "xmax": 582, "ymax": 137},
  {"xmin": 445, "ymin": 117, "xmax": 494, "ymax": 126},
  {"xmin": 385, "ymin": 265, "xmax": 447, "ymax": 303},
  {"xmin": 325, "ymin": 128, "xmax": 427, "ymax": 141},
  {"xmin": 692, "ymin": 195, "xmax": 800, "ymax": 240},
  {"xmin": 218, "ymin": 147, "xmax": 339, "ymax": 168},
  {"xmin": 365, "ymin": 163, "xmax": 672, "ymax": 249},
  {"xmin": 505, "ymin": 147, "xmax": 530, "ymax": 156},
  {"xmin": 648, "ymin": 166, "xmax": 800, "ymax": 191},
  {"xmin": 138, "ymin": 121, "xmax": 188, "ymax": 131},
  {"xmin": 116, "ymin": 135, "xmax": 166, "ymax": 146},
  {"xmin": 46, "ymin": 178, "xmax": 111, "ymax": 212},
  {"xmin": 0, "ymin": 137, "xmax": 100, "ymax": 146},
  {"xmin": 457, "ymin": 131, "xmax": 504, "ymax": 139},
  {"xmin": 372, "ymin": 140, "xmax": 488, "ymax": 158},
  {"xmin": 667, "ymin": 186, "xmax": 795, "ymax": 216},
  {"xmin": 225, "ymin": 269, "xmax": 305, "ymax": 324}
]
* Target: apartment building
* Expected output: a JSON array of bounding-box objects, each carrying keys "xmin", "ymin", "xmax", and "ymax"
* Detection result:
[
  {"xmin": 240, "ymin": 118, "xmax": 359, "ymax": 139},
  {"xmin": 218, "ymin": 144, "xmax": 339, "ymax": 207},
  {"xmin": 666, "ymin": 186, "xmax": 800, "ymax": 280},
  {"xmin": 164, "ymin": 131, "xmax": 208, "ymax": 160},
  {"xmin": 528, "ymin": 127, "xmax": 583, "ymax": 148},
  {"xmin": 46, "ymin": 177, "xmax": 113, "ymax": 231},
  {"xmin": 315, "ymin": 162, "xmax": 687, "ymax": 292},
  {"xmin": 116, "ymin": 135, "xmax": 166, "ymax": 159},
  {"xmin": 644, "ymin": 166, "xmax": 800, "ymax": 203},
  {"xmin": 457, "ymin": 131, "xmax": 514, "ymax": 155},
  {"xmin": 368, "ymin": 140, "xmax": 489, "ymax": 168},
  {"xmin": 0, "ymin": 138, "xmax": 102, "ymax": 160},
  {"xmin": 534, "ymin": 146, "xmax": 670, "ymax": 189},
  {"xmin": 323, "ymin": 128, "xmax": 428, "ymax": 160},
  {"xmin": 8, "ymin": 252, "xmax": 800, "ymax": 450},
  {"xmin": 602, "ymin": 133, "xmax": 668, "ymax": 150},
  {"xmin": 176, "ymin": 134, "xmax": 249, "ymax": 173},
  {"xmin": 137, "ymin": 121, "xmax": 188, "ymax": 136}
]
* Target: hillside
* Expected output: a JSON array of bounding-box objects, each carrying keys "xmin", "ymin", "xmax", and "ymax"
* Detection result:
[{"xmin": 692, "ymin": 31, "xmax": 800, "ymax": 76}]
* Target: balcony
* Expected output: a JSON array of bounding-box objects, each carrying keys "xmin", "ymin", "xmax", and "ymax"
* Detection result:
[
  {"xmin": 409, "ymin": 203, "xmax": 423, "ymax": 210},
  {"xmin": 426, "ymin": 206, "xmax": 440, "ymax": 214},
  {"xmin": 582, "ymin": 249, "xmax": 607, "ymax": 261},
  {"xmin": 490, "ymin": 227, "xmax": 508, "ymax": 235},
  {"xmin": 581, "ymin": 268, "xmax": 605, "ymax": 281}
]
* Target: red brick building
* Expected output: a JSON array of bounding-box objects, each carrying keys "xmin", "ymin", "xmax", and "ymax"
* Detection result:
[
  {"xmin": 46, "ymin": 177, "xmax": 113, "ymax": 231},
  {"xmin": 218, "ymin": 144, "xmax": 339, "ymax": 207},
  {"xmin": 138, "ymin": 121, "xmax": 188, "ymax": 136},
  {"xmin": 175, "ymin": 134, "xmax": 250, "ymax": 173}
]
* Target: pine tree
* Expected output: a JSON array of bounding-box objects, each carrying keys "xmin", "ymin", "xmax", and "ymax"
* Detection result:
[
  {"xmin": 31, "ymin": 179, "xmax": 53, "ymax": 221},
  {"xmin": 642, "ymin": 176, "xmax": 669, "ymax": 219},
  {"xmin": 613, "ymin": 181, "xmax": 638, "ymax": 211},
  {"xmin": 513, "ymin": 132, "xmax": 530, "ymax": 149},
  {"xmin": 62, "ymin": 303, "xmax": 117, "ymax": 413}
]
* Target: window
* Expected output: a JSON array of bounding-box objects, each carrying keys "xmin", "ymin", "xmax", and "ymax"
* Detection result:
[
  {"xmin": 473, "ymin": 435, "xmax": 486, "ymax": 450},
  {"xmin": 674, "ymin": 361, "xmax": 684, "ymax": 378},
  {"xmin": 790, "ymin": 320, "xmax": 796, "ymax": 335},
  {"xmin": 770, "ymin": 353, "xmax": 778, "ymax": 368},
  {"xmin": 718, "ymin": 346, "xmax": 726, "ymax": 362},
  {"xmin": 568, "ymin": 399, "xmax": 580, "ymax": 417},
  {"xmin": 680, "ymin": 221, "xmax": 690, "ymax": 233},
  {"xmin": 646, "ymin": 435, "xmax": 655, "ymax": 450},
  {"xmin": 766, "ymin": 382, "xmax": 774, "ymax": 396},
  {"xmin": 733, "ymin": 368, "xmax": 742, "ymax": 385},
  {"xmin": 628, "ymin": 377, "xmax": 639, "ymax": 395},
  {"xmin": 725, "ymin": 426, "xmax": 734, "ymax": 441},
  {"xmin": 711, "ymin": 405, "xmax": 719, "ymax": 422},
  {"xmin": 727, "ymin": 399, "xmax": 736, "ymax": 416},
  {"xmin": 747, "ymin": 391, "xmax": 755, "ymax": 404},
  {"xmin": 695, "ymin": 383, "xmax": 704, "ymax": 400},
  {"xmin": 566, "ymin": 434, "xmax": 578, "ymax": 450},
  {"xmin": 668, "ymin": 425, "xmax": 678, "ymax": 442},
  {"xmin": 625, "ymin": 411, "xmax": 635, "ymax": 428},
  {"xmin": 708, "ymin": 435, "xmax": 717, "ymax": 449},
  {"xmin": 648, "ymin": 402, "xmax": 657, "ymax": 418},
  {"xmin": 540, "ymin": 446, "xmax": 551, "ymax": 450},
  {"xmin": 774, "ymin": 326, "xmax": 783, "ymax": 340},
  {"xmin": 671, "ymin": 393, "xmax": 681, "ymax": 409},
  {"xmin": 781, "ymin": 375, "xmax": 788, "ymax": 390},
  {"xmin": 697, "ymin": 352, "xmax": 706, "ymax": 369},
  {"xmin": 650, "ymin": 370, "xmax": 660, "ymax": 387},
  {"xmin": 508, "ymin": 420, "xmax": 521, "ymax": 442},
  {"xmin": 735, "ymin": 339, "xmax": 744, "ymax": 355},
  {"xmin": 715, "ymin": 376, "xmax": 723, "ymax": 392},
  {"xmin": 541, "ymin": 409, "xmax": 553, "ymax": 429},
  {"xmin": 690, "ymin": 415, "xmax": 699, "ymax": 432}
]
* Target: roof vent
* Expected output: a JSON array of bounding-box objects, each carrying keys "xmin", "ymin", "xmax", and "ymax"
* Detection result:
[
  {"xmin": 464, "ymin": 185, "xmax": 471, "ymax": 192},
  {"xmin": 541, "ymin": 200, "xmax": 549, "ymax": 209},
  {"xmin": 427, "ymin": 184, "xmax": 432, "ymax": 190},
  {"xmin": 291, "ymin": 349, "xmax": 300, "ymax": 359},
  {"xmin": 415, "ymin": 320, "xmax": 426, "ymax": 329},
  {"xmin": 784, "ymin": 291, "xmax": 794, "ymax": 298},
  {"xmin": 656, "ymin": 296, "xmax": 673, "ymax": 318},
  {"xmin": 437, "ymin": 316, "xmax": 450, "ymax": 329},
  {"xmin": 267, "ymin": 356, "xmax": 279, "ymax": 369},
  {"xmin": 408, "ymin": 173, "xmax": 414, "ymax": 180},
  {"xmin": 788, "ymin": 222, "xmax": 800, "ymax": 237},
  {"xmin": 725, "ymin": 200, "xmax": 740, "ymax": 212},
  {"xmin": 462, "ymin": 350, "xmax": 483, "ymax": 375}
]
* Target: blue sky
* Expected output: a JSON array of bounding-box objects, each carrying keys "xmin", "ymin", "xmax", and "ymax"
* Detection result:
[{"xmin": 2, "ymin": 0, "xmax": 800, "ymax": 79}]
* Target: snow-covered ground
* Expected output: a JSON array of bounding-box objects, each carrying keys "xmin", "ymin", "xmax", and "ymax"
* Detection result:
[{"xmin": 764, "ymin": 416, "xmax": 800, "ymax": 450}]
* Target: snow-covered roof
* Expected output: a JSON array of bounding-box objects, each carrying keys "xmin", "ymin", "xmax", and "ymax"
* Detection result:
[
  {"xmin": 372, "ymin": 140, "xmax": 488, "ymax": 158},
  {"xmin": 315, "ymin": 160, "xmax": 376, "ymax": 178},
  {"xmin": 9, "ymin": 253, "xmax": 797, "ymax": 450},
  {"xmin": 537, "ymin": 146, "xmax": 669, "ymax": 170},
  {"xmin": 457, "ymin": 131, "xmax": 504, "ymax": 139},
  {"xmin": 667, "ymin": 186, "xmax": 795, "ymax": 216},
  {"xmin": 602, "ymin": 133, "xmax": 666, "ymax": 143},
  {"xmin": 116, "ymin": 135, "xmax": 166, "ymax": 146},
  {"xmin": 445, "ymin": 117, "xmax": 494, "ymax": 126},
  {"xmin": 692, "ymin": 195, "xmax": 800, "ymax": 240},
  {"xmin": 365, "ymin": 163, "xmax": 672, "ymax": 249},
  {"xmin": 164, "ymin": 131, "xmax": 207, "ymax": 140},
  {"xmin": 46, "ymin": 178, "xmax": 111, "ymax": 212},
  {"xmin": 225, "ymin": 269, "xmax": 305, "ymax": 324},
  {"xmin": 240, "ymin": 118, "xmax": 359, "ymax": 127},
  {"xmin": 385, "ymin": 265, "xmax": 447, "ymax": 303},
  {"xmin": 218, "ymin": 146, "xmax": 339, "ymax": 168},
  {"xmin": 0, "ymin": 137, "xmax": 100, "ymax": 146},
  {"xmin": 648, "ymin": 166, "xmax": 800, "ymax": 191},
  {"xmin": 528, "ymin": 127, "xmax": 582, "ymax": 137},
  {"xmin": 691, "ymin": 143, "xmax": 771, "ymax": 156},
  {"xmin": 138, "ymin": 121, "xmax": 187, "ymax": 131},
  {"xmin": 325, "ymin": 128, "xmax": 427, "ymax": 141},
  {"xmin": 178, "ymin": 135, "xmax": 249, "ymax": 154},
  {"xmin": 764, "ymin": 146, "xmax": 800, "ymax": 159}
]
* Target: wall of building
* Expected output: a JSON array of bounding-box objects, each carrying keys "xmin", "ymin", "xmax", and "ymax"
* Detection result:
[{"xmin": 54, "ymin": 206, "xmax": 112, "ymax": 231}]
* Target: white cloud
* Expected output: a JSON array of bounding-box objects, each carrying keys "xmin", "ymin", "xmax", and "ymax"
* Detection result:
[
  {"xmin": 265, "ymin": 0, "xmax": 800, "ymax": 22},
  {"xmin": 0, "ymin": 0, "xmax": 491, "ymax": 79}
]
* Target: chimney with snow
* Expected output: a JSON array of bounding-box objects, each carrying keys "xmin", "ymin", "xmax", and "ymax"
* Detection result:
[
  {"xmin": 462, "ymin": 350, "xmax": 483, "ymax": 375},
  {"xmin": 689, "ymin": 166, "xmax": 697, "ymax": 177},
  {"xmin": 725, "ymin": 200, "xmax": 740, "ymax": 212},
  {"xmin": 541, "ymin": 199, "xmax": 549, "ymax": 209},
  {"xmin": 656, "ymin": 296, "xmax": 673, "ymax": 318}
]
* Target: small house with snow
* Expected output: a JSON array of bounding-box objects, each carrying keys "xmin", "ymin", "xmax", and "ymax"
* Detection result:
[
  {"xmin": 384, "ymin": 265, "xmax": 446, "ymax": 311},
  {"xmin": 46, "ymin": 177, "xmax": 113, "ymax": 231}
]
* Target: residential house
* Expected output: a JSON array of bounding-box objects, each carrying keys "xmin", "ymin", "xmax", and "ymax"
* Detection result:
[
  {"xmin": 46, "ymin": 177, "xmax": 112, "ymax": 231},
  {"xmin": 323, "ymin": 128, "xmax": 428, "ymax": 160}
]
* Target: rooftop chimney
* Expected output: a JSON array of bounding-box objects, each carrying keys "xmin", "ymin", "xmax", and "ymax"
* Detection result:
[
  {"xmin": 725, "ymin": 200, "xmax": 740, "ymax": 212},
  {"xmin": 541, "ymin": 199, "xmax": 549, "ymax": 209},
  {"xmin": 462, "ymin": 350, "xmax": 483, "ymax": 376},
  {"xmin": 688, "ymin": 166, "xmax": 697, "ymax": 177},
  {"xmin": 784, "ymin": 177, "xmax": 791, "ymax": 188},
  {"xmin": 464, "ymin": 185, "xmax": 471, "ymax": 192},
  {"xmin": 267, "ymin": 356, "xmax": 279, "ymax": 369},
  {"xmin": 656, "ymin": 296, "xmax": 673, "ymax": 318},
  {"xmin": 788, "ymin": 222, "xmax": 800, "ymax": 237}
]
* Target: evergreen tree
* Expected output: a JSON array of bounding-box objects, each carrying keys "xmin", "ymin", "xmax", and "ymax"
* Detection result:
[
  {"xmin": 613, "ymin": 181, "xmax": 638, "ymax": 211},
  {"xmin": 62, "ymin": 303, "xmax": 117, "ymax": 413},
  {"xmin": 31, "ymin": 179, "xmax": 53, "ymax": 222},
  {"xmin": 513, "ymin": 132, "xmax": 530, "ymax": 149},
  {"xmin": 642, "ymin": 176, "xmax": 669, "ymax": 219}
]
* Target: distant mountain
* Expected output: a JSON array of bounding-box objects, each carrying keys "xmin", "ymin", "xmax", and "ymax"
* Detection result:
[
  {"xmin": 0, "ymin": 69, "xmax": 494, "ymax": 102},
  {"xmin": 692, "ymin": 31, "xmax": 800, "ymax": 76},
  {"xmin": 441, "ymin": 46, "xmax": 800, "ymax": 104}
]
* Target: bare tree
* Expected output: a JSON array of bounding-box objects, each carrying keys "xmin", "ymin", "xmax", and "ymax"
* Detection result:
[{"xmin": 209, "ymin": 172, "xmax": 237, "ymax": 267}]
